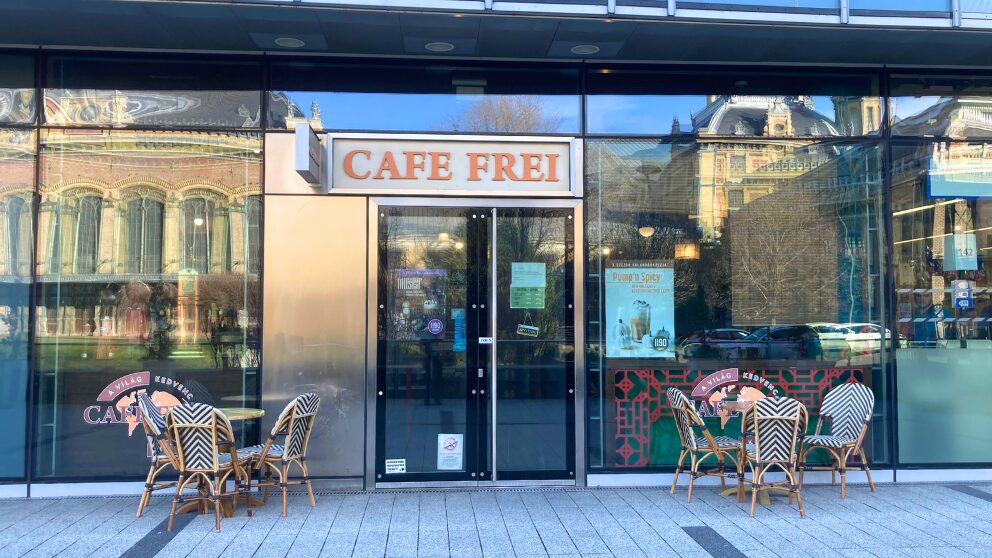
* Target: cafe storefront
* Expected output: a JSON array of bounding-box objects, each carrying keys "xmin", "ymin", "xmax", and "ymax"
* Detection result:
[{"xmin": 2, "ymin": 53, "xmax": 992, "ymax": 494}]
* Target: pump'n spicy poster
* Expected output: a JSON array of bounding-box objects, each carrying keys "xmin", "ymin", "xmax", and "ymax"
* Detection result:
[{"xmin": 605, "ymin": 261, "xmax": 675, "ymax": 358}]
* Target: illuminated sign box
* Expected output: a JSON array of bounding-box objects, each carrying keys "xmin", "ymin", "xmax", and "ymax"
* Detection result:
[{"xmin": 298, "ymin": 132, "xmax": 580, "ymax": 197}]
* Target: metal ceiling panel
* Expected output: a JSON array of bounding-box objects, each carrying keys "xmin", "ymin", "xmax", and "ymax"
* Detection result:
[
  {"xmin": 317, "ymin": 10, "xmax": 405, "ymax": 55},
  {"xmin": 476, "ymin": 16, "xmax": 560, "ymax": 58}
]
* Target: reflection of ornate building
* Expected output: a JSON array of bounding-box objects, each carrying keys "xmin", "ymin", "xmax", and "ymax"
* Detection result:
[
  {"xmin": 34, "ymin": 128, "xmax": 262, "ymax": 339},
  {"xmin": 692, "ymin": 96, "xmax": 846, "ymax": 243}
]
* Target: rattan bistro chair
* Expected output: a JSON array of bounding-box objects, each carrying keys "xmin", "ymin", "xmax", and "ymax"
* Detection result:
[
  {"xmin": 799, "ymin": 382, "xmax": 876, "ymax": 498},
  {"xmin": 740, "ymin": 397, "xmax": 809, "ymax": 518},
  {"xmin": 244, "ymin": 393, "xmax": 320, "ymax": 516},
  {"xmin": 166, "ymin": 403, "xmax": 254, "ymax": 532},
  {"xmin": 135, "ymin": 392, "xmax": 180, "ymax": 518},
  {"xmin": 666, "ymin": 387, "xmax": 741, "ymax": 502}
]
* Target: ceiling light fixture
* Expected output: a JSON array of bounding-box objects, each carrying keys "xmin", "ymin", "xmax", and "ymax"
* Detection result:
[
  {"xmin": 274, "ymin": 37, "xmax": 306, "ymax": 48},
  {"xmin": 638, "ymin": 226, "xmax": 656, "ymax": 238},
  {"xmin": 425, "ymin": 42, "xmax": 455, "ymax": 53},
  {"xmin": 571, "ymin": 44, "xmax": 601, "ymax": 55}
]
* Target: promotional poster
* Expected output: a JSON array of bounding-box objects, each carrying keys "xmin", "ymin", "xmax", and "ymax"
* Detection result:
[
  {"xmin": 605, "ymin": 261, "xmax": 675, "ymax": 358},
  {"xmin": 388, "ymin": 268, "xmax": 447, "ymax": 340}
]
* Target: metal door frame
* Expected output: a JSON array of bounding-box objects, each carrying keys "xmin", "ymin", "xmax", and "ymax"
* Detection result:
[{"xmin": 366, "ymin": 197, "xmax": 584, "ymax": 490}]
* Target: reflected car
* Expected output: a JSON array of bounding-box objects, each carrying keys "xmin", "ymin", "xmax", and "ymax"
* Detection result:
[
  {"xmin": 675, "ymin": 328, "xmax": 750, "ymax": 359},
  {"xmin": 842, "ymin": 323, "xmax": 906, "ymax": 352},
  {"xmin": 724, "ymin": 325, "xmax": 824, "ymax": 361},
  {"xmin": 807, "ymin": 322, "xmax": 855, "ymax": 359}
]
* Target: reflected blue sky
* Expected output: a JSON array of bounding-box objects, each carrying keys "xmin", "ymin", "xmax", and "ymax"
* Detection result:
[
  {"xmin": 850, "ymin": 0, "xmax": 949, "ymax": 9},
  {"xmin": 587, "ymin": 95, "xmax": 839, "ymax": 135},
  {"xmin": 688, "ymin": 0, "xmax": 835, "ymax": 6},
  {"xmin": 282, "ymin": 91, "xmax": 580, "ymax": 133},
  {"xmin": 962, "ymin": 0, "xmax": 992, "ymax": 11},
  {"xmin": 284, "ymin": 90, "xmax": 954, "ymax": 135}
]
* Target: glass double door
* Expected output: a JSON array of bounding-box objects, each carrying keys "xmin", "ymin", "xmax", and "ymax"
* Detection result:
[{"xmin": 376, "ymin": 205, "xmax": 575, "ymax": 483}]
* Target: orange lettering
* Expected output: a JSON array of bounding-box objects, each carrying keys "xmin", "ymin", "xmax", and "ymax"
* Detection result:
[
  {"xmin": 430, "ymin": 152, "xmax": 452, "ymax": 180},
  {"xmin": 545, "ymin": 153, "xmax": 560, "ymax": 182},
  {"xmin": 493, "ymin": 153, "xmax": 520, "ymax": 182},
  {"xmin": 343, "ymin": 150, "xmax": 371, "ymax": 179},
  {"xmin": 467, "ymin": 153, "xmax": 490, "ymax": 181},
  {"xmin": 403, "ymin": 151, "xmax": 427, "ymax": 180},
  {"xmin": 373, "ymin": 151, "xmax": 401, "ymax": 180},
  {"xmin": 520, "ymin": 153, "xmax": 545, "ymax": 182}
]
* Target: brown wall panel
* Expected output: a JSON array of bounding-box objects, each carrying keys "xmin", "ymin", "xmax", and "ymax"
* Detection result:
[{"xmin": 262, "ymin": 195, "xmax": 367, "ymax": 478}]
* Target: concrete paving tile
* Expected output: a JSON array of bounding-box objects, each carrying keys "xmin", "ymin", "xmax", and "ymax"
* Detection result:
[
  {"xmin": 447, "ymin": 528, "xmax": 483, "ymax": 558},
  {"xmin": 385, "ymin": 530, "xmax": 418, "ymax": 558},
  {"xmin": 416, "ymin": 529, "xmax": 449, "ymax": 557}
]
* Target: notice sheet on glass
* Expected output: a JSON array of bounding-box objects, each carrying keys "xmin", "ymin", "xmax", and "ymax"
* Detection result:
[
  {"xmin": 510, "ymin": 262, "xmax": 546, "ymax": 309},
  {"xmin": 605, "ymin": 261, "xmax": 675, "ymax": 358}
]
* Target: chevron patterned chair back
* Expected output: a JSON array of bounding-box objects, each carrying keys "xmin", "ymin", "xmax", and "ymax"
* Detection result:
[
  {"xmin": 748, "ymin": 397, "xmax": 807, "ymax": 465},
  {"xmin": 819, "ymin": 382, "xmax": 874, "ymax": 442},
  {"xmin": 170, "ymin": 402, "xmax": 230, "ymax": 472},
  {"xmin": 666, "ymin": 387, "xmax": 697, "ymax": 452},
  {"xmin": 285, "ymin": 392, "xmax": 320, "ymax": 461},
  {"xmin": 799, "ymin": 382, "xmax": 877, "ymax": 498},
  {"xmin": 134, "ymin": 392, "xmax": 179, "ymax": 518}
]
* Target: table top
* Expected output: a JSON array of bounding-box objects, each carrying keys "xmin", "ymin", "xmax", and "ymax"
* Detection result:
[{"xmin": 218, "ymin": 407, "xmax": 265, "ymax": 421}]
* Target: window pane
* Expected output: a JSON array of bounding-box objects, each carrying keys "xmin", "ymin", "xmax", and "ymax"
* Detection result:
[
  {"xmin": 34, "ymin": 129, "xmax": 262, "ymax": 480},
  {"xmin": 681, "ymin": 0, "xmax": 837, "ymax": 8},
  {"xmin": 0, "ymin": 55, "xmax": 36, "ymax": 124},
  {"xmin": 962, "ymin": 0, "xmax": 992, "ymax": 11},
  {"xmin": 585, "ymin": 138, "xmax": 889, "ymax": 471},
  {"xmin": 269, "ymin": 62, "xmax": 580, "ymax": 134},
  {"xmin": 0, "ymin": 129, "xmax": 34, "ymax": 479},
  {"xmin": 891, "ymin": 75, "xmax": 992, "ymax": 139},
  {"xmin": 45, "ymin": 57, "xmax": 261, "ymax": 128},
  {"xmin": 892, "ymin": 142, "xmax": 992, "ymax": 465},
  {"xmin": 851, "ymin": 0, "xmax": 949, "ymax": 10},
  {"xmin": 586, "ymin": 70, "xmax": 880, "ymax": 136}
]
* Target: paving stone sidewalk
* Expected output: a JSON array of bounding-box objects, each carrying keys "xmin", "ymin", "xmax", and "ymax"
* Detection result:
[{"xmin": 1, "ymin": 483, "xmax": 991, "ymax": 557}]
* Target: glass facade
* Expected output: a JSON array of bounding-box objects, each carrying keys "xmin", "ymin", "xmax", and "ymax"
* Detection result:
[
  {"xmin": 585, "ymin": 138, "xmax": 888, "ymax": 470},
  {"xmin": 0, "ymin": 53, "xmax": 988, "ymax": 485}
]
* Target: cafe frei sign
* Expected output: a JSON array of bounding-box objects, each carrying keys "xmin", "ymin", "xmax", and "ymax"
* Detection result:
[{"xmin": 295, "ymin": 124, "xmax": 581, "ymax": 197}]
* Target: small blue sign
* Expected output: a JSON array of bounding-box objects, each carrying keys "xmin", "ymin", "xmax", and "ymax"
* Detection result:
[
  {"xmin": 427, "ymin": 318, "xmax": 444, "ymax": 335},
  {"xmin": 451, "ymin": 309, "xmax": 466, "ymax": 352},
  {"xmin": 953, "ymin": 280, "xmax": 973, "ymax": 309}
]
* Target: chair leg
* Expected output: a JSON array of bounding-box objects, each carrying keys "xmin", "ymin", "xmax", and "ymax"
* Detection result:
[
  {"xmin": 137, "ymin": 463, "xmax": 156, "ymax": 518},
  {"xmin": 245, "ymin": 465, "xmax": 254, "ymax": 518},
  {"xmin": 750, "ymin": 466, "xmax": 761, "ymax": 517},
  {"xmin": 167, "ymin": 475, "xmax": 184, "ymax": 531},
  {"xmin": 839, "ymin": 448, "xmax": 851, "ymax": 499},
  {"xmin": 736, "ymin": 460, "xmax": 744, "ymax": 504},
  {"xmin": 212, "ymin": 477, "xmax": 222, "ymax": 533},
  {"xmin": 798, "ymin": 448, "xmax": 807, "ymax": 493},
  {"xmin": 671, "ymin": 450, "xmax": 687, "ymax": 494},
  {"xmin": 281, "ymin": 462, "xmax": 290, "ymax": 517},
  {"xmin": 858, "ymin": 448, "xmax": 876, "ymax": 492},
  {"xmin": 718, "ymin": 455, "xmax": 727, "ymax": 492},
  {"xmin": 300, "ymin": 460, "xmax": 316, "ymax": 508},
  {"xmin": 687, "ymin": 454, "xmax": 697, "ymax": 503},
  {"xmin": 789, "ymin": 468, "xmax": 805, "ymax": 519},
  {"xmin": 262, "ymin": 466, "xmax": 272, "ymax": 504}
]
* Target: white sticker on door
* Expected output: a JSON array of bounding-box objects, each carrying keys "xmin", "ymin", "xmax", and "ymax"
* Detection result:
[
  {"xmin": 385, "ymin": 459, "xmax": 407, "ymax": 474},
  {"xmin": 437, "ymin": 434, "xmax": 464, "ymax": 471}
]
